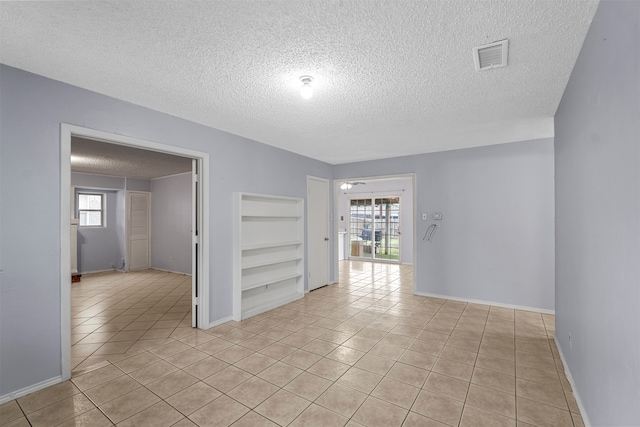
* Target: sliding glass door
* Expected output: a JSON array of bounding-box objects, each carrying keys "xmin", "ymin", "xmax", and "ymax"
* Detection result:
[{"xmin": 349, "ymin": 197, "xmax": 400, "ymax": 261}]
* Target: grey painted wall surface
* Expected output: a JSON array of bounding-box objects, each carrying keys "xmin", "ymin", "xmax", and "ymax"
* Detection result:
[
  {"xmin": 71, "ymin": 173, "xmax": 128, "ymax": 273},
  {"xmin": 126, "ymin": 177, "xmax": 151, "ymax": 192},
  {"xmin": 151, "ymin": 173, "xmax": 192, "ymax": 274},
  {"xmin": 334, "ymin": 139, "xmax": 555, "ymax": 311},
  {"xmin": 554, "ymin": 1, "xmax": 640, "ymax": 425},
  {"xmin": 336, "ymin": 177, "xmax": 414, "ymax": 264},
  {"xmin": 74, "ymin": 189, "xmax": 125, "ymax": 273},
  {"xmin": 0, "ymin": 65, "xmax": 332, "ymax": 396}
]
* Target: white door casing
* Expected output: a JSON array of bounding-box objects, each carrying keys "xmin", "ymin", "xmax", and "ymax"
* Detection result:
[
  {"xmin": 127, "ymin": 191, "xmax": 151, "ymax": 271},
  {"xmin": 307, "ymin": 176, "xmax": 330, "ymax": 291}
]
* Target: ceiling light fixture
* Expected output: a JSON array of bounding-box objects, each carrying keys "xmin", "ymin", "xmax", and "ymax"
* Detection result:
[
  {"xmin": 300, "ymin": 76, "xmax": 313, "ymax": 99},
  {"xmin": 340, "ymin": 182, "xmax": 352, "ymax": 190}
]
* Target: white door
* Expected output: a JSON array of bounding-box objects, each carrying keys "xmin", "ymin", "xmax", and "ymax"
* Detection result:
[
  {"xmin": 307, "ymin": 176, "xmax": 330, "ymax": 291},
  {"xmin": 128, "ymin": 191, "xmax": 150, "ymax": 271}
]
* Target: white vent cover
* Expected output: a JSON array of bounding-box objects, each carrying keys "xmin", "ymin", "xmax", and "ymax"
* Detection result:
[{"xmin": 473, "ymin": 39, "xmax": 509, "ymax": 71}]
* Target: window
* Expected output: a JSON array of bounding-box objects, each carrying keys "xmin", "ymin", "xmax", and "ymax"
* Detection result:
[{"xmin": 78, "ymin": 193, "xmax": 105, "ymax": 226}]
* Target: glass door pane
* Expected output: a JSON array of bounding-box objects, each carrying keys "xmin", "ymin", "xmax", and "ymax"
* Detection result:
[
  {"xmin": 374, "ymin": 197, "xmax": 400, "ymax": 261},
  {"xmin": 349, "ymin": 199, "xmax": 373, "ymax": 259}
]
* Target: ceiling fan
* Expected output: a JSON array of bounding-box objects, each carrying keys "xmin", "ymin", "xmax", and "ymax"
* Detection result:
[{"xmin": 340, "ymin": 181, "xmax": 366, "ymax": 190}]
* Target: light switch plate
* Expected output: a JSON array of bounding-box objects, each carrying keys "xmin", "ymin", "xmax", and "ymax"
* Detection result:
[
  {"xmin": 422, "ymin": 213, "xmax": 427, "ymax": 221},
  {"xmin": 433, "ymin": 212, "xmax": 442, "ymax": 220}
]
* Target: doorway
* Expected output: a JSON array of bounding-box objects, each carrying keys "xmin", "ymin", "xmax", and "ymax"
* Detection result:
[
  {"xmin": 60, "ymin": 124, "xmax": 210, "ymax": 381},
  {"xmin": 349, "ymin": 196, "xmax": 401, "ymax": 261}
]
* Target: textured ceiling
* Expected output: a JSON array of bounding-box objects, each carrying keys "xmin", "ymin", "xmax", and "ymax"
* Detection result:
[
  {"xmin": 71, "ymin": 137, "xmax": 192, "ymax": 179},
  {"xmin": 1, "ymin": 1, "xmax": 599, "ymax": 165}
]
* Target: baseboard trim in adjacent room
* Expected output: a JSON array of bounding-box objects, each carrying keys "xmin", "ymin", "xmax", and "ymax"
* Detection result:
[
  {"xmin": 208, "ymin": 315, "xmax": 234, "ymax": 329},
  {"xmin": 554, "ymin": 336, "xmax": 592, "ymax": 427},
  {"xmin": 0, "ymin": 375, "xmax": 62, "ymax": 405},
  {"xmin": 150, "ymin": 267, "xmax": 192, "ymax": 276},
  {"xmin": 414, "ymin": 291, "xmax": 555, "ymax": 315}
]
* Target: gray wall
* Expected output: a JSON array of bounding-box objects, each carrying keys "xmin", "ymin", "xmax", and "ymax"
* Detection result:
[
  {"xmin": 71, "ymin": 173, "xmax": 129, "ymax": 273},
  {"xmin": 336, "ymin": 177, "xmax": 414, "ymax": 264},
  {"xmin": 334, "ymin": 139, "xmax": 555, "ymax": 311},
  {"xmin": 0, "ymin": 65, "xmax": 332, "ymax": 397},
  {"xmin": 554, "ymin": 1, "xmax": 640, "ymax": 425},
  {"xmin": 151, "ymin": 173, "xmax": 192, "ymax": 274}
]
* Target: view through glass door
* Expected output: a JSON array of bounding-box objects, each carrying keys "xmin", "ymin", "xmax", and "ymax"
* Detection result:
[{"xmin": 349, "ymin": 197, "xmax": 400, "ymax": 261}]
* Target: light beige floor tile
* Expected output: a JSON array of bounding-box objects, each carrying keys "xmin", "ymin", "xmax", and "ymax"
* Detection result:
[
  {"xmin": 337, "ymin": 367, "xmax": 383, "ymax": 394},
  {"xmin": 257, "ymin": 361, "xmax": 303, "ymax": 387},
  {"xmin": 166, "ymin": 380, "xmax": 222, "ymax": 416},
  {"xmin": 284, "ymin": 372, "xmax": 332, "ymax": 401},
  {"xmin": 71, "ymin": 364, "xmax": 124, "ymax": 391},
  {"xmin": 26, "ymin": 394, "xmax": 95, "ymax": 427},
  {"xmin": 423, "ymin": 372, "xmax": 469, "ymax": 402},
  {"xmin": 516, "ymin": 397, "xmax": 573, "ymax": 427},
  {"xmin": 398, "ymin": 350, "xmax": 437, "ymax": 370},
  {"xmin": 432, "ymin": 358, "xmax": 473, "ymax": 382},
  {"xmin": 254, "ymin": 389, "xmax": 311, "ymax": 426},
  {"xmin": 402, "ymin": 411, "xmax": 449, "ymax": 426},
  {"xmin": 56, "ymin": 407, "xmax": 113, "ymax": 427},
  {"xmin": 230, "ymin": 410, "xmax": 279, "ymax": 427},
  {"xmin": 516, "ymin": 378, "xmax": 568, "ymax": 410},
  {"xmin": 113, "ymin": 351, "xmax": 162, "ymax": 373},
  {"xmin": 84, "ymin": 374, "xmax": 141, "ymax": 405},
  {"xmin": 99, "ymin": 384, "xmax": 161, "ymax": 424},
  {"xmin": 371, "ymin": 377, "xmax": 420, "ymax": 409},
  {"xmin": 466, "ymin": 383, "xmax": 515, "ymax": 418},
  {"xmin": 0, "ymin": 401, "xmax": 24, "ymax": 426},
  {"xmin": 189, "ymin": 395, "xmax": 249, "ymax": 427},
  {"xmin": 282, "ymin": 349, "xmax": 324, "ymax": 370},
  {"xmin": 289, "ymin": 403, "xmax": 348, "ymax": 427},
  {"xmin": 149, "ymin": 340, "xmax": 191, "ymax": 359},
  {"xmin": 515, "ymin": 364, "xmax": 561, "ymax": 387},
  {"xmin": 146, "ymin": 370, "xmax": 199, "ymax": 399},
  {"xmin": 439, "ymin": 345, "xmax": 477, "ymax": 366},
  {"xmin": 411, "ymin": 390, "xmax": 463, "ymax": 426},
  {"xmin": 182, "ymin": 356, "xmax": 229, "ymax": 379},
  {"xmin": 303, "ymin": 339, "xmax": 340, "ymax": 355},
  {"xmin": 203, "ymin": 365, "xmax": 252, "ymax": 392},
  {"xmin": 471, "ymin": 367, "xmax": 515, "ymax": 394},
  {"xmin": 475, "ymin": 353, "xmax": 515, "ymax": 375},
  {"xmin": 118, "ymin": 401, "xmax": 184, "ymax": 427},
  {"xmin": 129, "ymin": 360, "xmax": 178, "ymax": 385},
  {"xmin": 352, "ymin": 396, "xmax": 409, "ymax": 427},
  {"xmin": 307, "ymin": 357, "xmax": 351, "ymax": 381},
  {"xmin": 460, "ymin": 404, "xmax": 515, "ymax": 427},
  {"xmin": 227, "ymin": 376, "xmax": 280, "ymax": 408},
  {"xmin": 315, "ymin": 383, "xmax": 367, "ymax": 418},
  {"xmin": 234, "ymin": 353, "xmax": 277, "ymax": 375},
  {"xmin": 17, "ymin": 381, "xmax": 81, "ymax": 414}
]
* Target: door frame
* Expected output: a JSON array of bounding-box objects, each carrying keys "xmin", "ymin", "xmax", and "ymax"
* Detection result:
[
  {"xmin": 60, "ymin": 124, "xmax": 210, "ymax": 380},
  {"xmin": 306, "ymin": 176, "xmax": 331, "ymax": 291},
  {"xmin": 347, "ymin": 194, "xmax": 402, "ymax": 262},
  {"xmin": 332, "ymin": 174, "xmax": 417, "ymax": 283}
]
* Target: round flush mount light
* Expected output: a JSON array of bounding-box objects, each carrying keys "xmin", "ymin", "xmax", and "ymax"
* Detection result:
[{"xmin": 300, "ymin": 76, "xmax": 313, "ymax": 99}]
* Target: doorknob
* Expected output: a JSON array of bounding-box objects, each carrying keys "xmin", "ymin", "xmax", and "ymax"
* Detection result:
[{"xmin": 324, "ymin": 237, "xmax": 329, "ymax": 241}]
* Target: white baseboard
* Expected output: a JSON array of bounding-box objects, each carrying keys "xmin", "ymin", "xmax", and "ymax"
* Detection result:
[
  {"xmin": 208, "ymin": 315, "xmax": 234, "ymax": 329},
  {"xmin": 554, "ymin": 336, "xmax": 592, "ymax": 427},
  {"xmin": 79, "ymin": 268, "xmax": 124, "ymax": 275},
  {"xmin": 414, "ymin": 291, "xmax": 555, "ymax": 315},
  {"xmin": 0, "ymin": 375, "xmax": 62, "ymax": 405}
]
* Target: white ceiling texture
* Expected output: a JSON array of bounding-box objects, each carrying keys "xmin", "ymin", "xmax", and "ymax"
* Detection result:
[{"xmin": 1, "ymin": 1, "xmax": 599, "ymax": 166}]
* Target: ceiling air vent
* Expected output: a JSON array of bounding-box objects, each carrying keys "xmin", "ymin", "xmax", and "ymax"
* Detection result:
[{"xmin": 473, "ymin": 39, "xmax": 509, "ymax": 71}]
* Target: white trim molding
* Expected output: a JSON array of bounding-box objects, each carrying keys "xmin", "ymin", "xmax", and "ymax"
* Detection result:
[
  {"xmin": 0, "ymin": 376, "xmax": 63, "ymax": 405},
  {"xmin": 60, "ymin": 123, "xmax": 211, "ymax": 382},
  {"xmin": 414, "ymin": 291, "xmax": 555, "ymax": 315}
]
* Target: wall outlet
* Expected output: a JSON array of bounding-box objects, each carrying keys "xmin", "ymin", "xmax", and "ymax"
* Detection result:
[{"xmin": 422, "ymin": 213, "xmax": 427, "ymax": 221}]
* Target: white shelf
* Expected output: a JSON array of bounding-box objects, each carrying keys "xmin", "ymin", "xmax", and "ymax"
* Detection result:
[
  {"xmin": 242, "ymin": 256, "xmax": 303, "ymax": 270},
  {"xmin": 242, "ymin": 240, "xmax": 302, "ymax": 251},
  {"xmin": 234, "ymin": 192, "xmax": 304, "ymax": 321},
  {"xmin": 241, "ymin": 273, "xmax": 303, "ymax": 292}
]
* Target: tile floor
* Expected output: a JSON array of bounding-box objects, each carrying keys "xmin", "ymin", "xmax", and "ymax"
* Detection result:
[{"xmin": 1, "ymin": 262, "xmax": 584, "ymax": 427}]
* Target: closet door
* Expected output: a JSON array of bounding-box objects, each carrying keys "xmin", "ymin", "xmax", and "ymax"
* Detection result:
[{"xmin": 128, "ymin": 191, "xmax": 151, "ymax": 271}]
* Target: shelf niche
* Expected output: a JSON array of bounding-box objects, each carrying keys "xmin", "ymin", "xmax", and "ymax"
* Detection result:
[{"xmin": 233, "ymin": 193, "xmax": 304, "ymax": 321}]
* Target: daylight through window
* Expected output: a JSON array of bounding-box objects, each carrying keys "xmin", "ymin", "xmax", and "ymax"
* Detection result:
[{"xmin": 78, "ymin": 193, "xmax": 104, "ymax": 226}]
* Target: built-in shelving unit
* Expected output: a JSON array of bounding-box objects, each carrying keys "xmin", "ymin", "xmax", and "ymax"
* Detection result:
[{"xmin": 233, "ymin": 193, "xmax": 304, "ymax": 321}]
